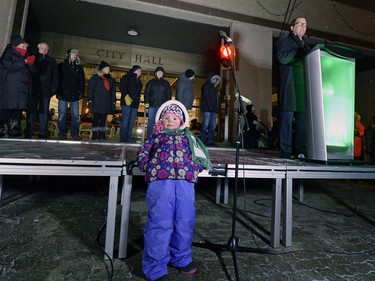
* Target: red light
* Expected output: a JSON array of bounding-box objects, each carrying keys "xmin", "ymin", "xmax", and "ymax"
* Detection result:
[
  {"xmin": 221, "ymin": 46, "xmax": 232, "ymax": 58},
  {"xmin": 220, "ymin": 45, "xmax": 234, "ymax": 70}
]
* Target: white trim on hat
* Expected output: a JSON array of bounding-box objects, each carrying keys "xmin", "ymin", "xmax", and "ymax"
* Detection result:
[{"xmin": 155, "ymin": 100, "xmax": 189, "ymax": 130}]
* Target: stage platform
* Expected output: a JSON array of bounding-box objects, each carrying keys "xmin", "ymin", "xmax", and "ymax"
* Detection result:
[
  {"xmin": 1, "ymin": 139, "xmax": 375, "ymax": 260},
  {"xmin": 120, "ymin": 144, "xmax": 375, "ymax": 257},
  {"xmin": 0, "ymin": 138, "xmax": 126, "ymax": 259}
]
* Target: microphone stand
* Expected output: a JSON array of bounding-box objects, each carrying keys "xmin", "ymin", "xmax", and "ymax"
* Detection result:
[
  {"xmin": 194, "ymin": 42, "xmax": 270, "ymax": 281},
  {"xmin": 227, "ymin": 45, "xmax": 268, "ymax": 281}
]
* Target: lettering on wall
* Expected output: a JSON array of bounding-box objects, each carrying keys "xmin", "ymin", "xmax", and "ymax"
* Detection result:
[
  {"xmin": 96, "ymin": 49, "xmax": 129, "ymax": 60},
  {"xmin": 134, "ymin": 54, "xmax": 163, "ymax": 65},
  {"xmin": 96, "ymin": 49, "xmax": 163, "ymax": 66}
]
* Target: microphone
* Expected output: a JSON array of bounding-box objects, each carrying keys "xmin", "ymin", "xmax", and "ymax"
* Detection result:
[
  {"xmin": 235, "ymin": 93, "xmax": 252, "ymax": 105},
  {"xmin": 219, "ymin": 30, "xmax": 233, "ymax": 44},
  {"xmin": 240, "ymin": 95, "xmax": 252, "ymax": 105}
]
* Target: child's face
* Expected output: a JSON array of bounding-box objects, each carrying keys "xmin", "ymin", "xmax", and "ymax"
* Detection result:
[{"xmin": 162, "ymin": 113, "xmax": 181, "ymax": 130}]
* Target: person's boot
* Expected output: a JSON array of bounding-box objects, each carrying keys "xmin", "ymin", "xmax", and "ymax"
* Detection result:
[
  {"xmin": 91, "ymin": 131, "xmax": 98, "ymax": 141},
  {"xmin": 8, "ymin": 119, "xmax": 21, "ymax": 138},
  {"xmin": 98, "ymin": 127, "xmax": 106, "ymax": 141},
  {"xmin": 98, "ymin": 131, "xmax": 105, "ymax": 141},
  {"xmin": 0, "ymin": 121, "xmax": 8, "ymax": 138}
]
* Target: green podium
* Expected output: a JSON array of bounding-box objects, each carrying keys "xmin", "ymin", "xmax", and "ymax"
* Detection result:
[{"xmin": 304, "ymin": 44, "xmax": 356, "ymax": 162}]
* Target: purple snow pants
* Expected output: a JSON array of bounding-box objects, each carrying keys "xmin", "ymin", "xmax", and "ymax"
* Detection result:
[{"xmin": 142, "ymin": 179, "xmax": 196, "ymax": 281}]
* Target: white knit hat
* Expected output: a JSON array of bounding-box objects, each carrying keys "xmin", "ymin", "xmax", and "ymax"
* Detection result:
[{"xmin": 155, "ymin": 100, "xmax": 189, "ymax": 130}]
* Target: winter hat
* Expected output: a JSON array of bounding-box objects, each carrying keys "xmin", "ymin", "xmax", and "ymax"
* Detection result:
[
  {"xmin": 66, "ymin": 48, "xmax": 80, "ymax": 64},
  {"xmin": 131, "ymin": 65, "xmax": 142, "ymax": 72},
  {"xmin": 99, "ymin": 60, "xmax": 110, "ymax": 70},
  {"xmin": 66, "ymin": 48, "xmax": 79, "ymax": 57},
  {"xmin": 154, "ymin": 66, "xmax": 165, "ymax": 74},
  {"xmin": 210, "ymin": 74, "xmax": 221, "ymax": 87},
  {"xmin": 155, "ymin": 100, "xmax": 189, "ymax": 130},
  {"xmin": 10, "ymin": 34, "xmax": 27, "ymax": 46},
  {"xmin": 184, "ymin": 69, "xmax": 195, "ymax": 79}
]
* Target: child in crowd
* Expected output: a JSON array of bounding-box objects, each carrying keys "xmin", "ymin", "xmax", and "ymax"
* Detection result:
[{"xmin": 136, "ymin": 100, "xmax": 212, "ymax": 281}]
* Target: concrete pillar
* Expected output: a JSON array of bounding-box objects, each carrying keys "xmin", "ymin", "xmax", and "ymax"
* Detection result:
[
  {"xmin": 0, "ymin": 0, "xmax": 17, "ymax": 52},
  {"xmin": 229, "ymin": 22, "xmax": 274, "ymax": 140},
  {"xmin": 0, "ymin": 0, "xmax": 29, "ymax": 53}
]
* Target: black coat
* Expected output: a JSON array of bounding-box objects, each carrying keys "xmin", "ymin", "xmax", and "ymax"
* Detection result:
[
  {"xmin": 275, "ymin": 33, "xmax": 308, "ymax": 112},
  {"xmin": 201, "ymin": 74, "xmax": 219, "ymax": 113},
  {"xmin": 144, "ymin": 77, "xmax": 171, "ymax": 107},
  {"xmin": 31, "ymin": 53, "xmax": 59, "ymax": 98},
  {"xmin": 57, "ymin": 59, "xmax": 85, "ymax": 102},
  {"xmin": 0, "ymin": 44, "xmax": 33, "ymax": 110},
  {"xmin": 88, "ymin": 74, "xmax": 116, "ymax": 114},
  {"xmin": 176, "ymin": 73, "xmax": 194, "ymax": 110},
  {"xmin": 119, "ymin": 71, "xmax": 142, "ymax": 108}
]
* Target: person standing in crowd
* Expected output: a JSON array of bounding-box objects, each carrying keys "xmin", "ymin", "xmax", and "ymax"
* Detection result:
[
  {"xmin": 144, "ymin": 66, "xmax": 172, "ymax": 137},
  {"xmin": 87, "ymin": 61, "xmax": 116, "ymax": 141},
  {"xmin": 136, "ymin": 100, "xmax": 211, "ymax": 281},
  {"xmin": 200, "ymin": 73, "xmax": 220, "ymax": 146},
  {"xmin": 56, "ymin": 48, "xmax": 85, "ymax": 140},
  {"xmin": 243, "ymin": 104, "xmax": 261, "ymax": 149},
  {"xmin": 354, "ymin": 112, "xmax": 366, "ymax": 161},
  {"xmin": 25, "ymin": 42, "xmax": 58, "ymax": 139},
  {"xmin": 119, "ymin": 65, "xmax": 142, "ymax": 142},
  {"xmin": 275, "ymin": 17, "xmax": 310, "ymax": 158},
  {"xmin": 176, "ymin": 69, "xmax": 195, "ymax": 110},
  {"xmin": 0, "ymin": 34, "xmax": 35, "ymax": 138}
]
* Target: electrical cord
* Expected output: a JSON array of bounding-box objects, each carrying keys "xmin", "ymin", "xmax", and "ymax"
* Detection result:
[
  {"xmin": 331, "ymin": 0, "xmax": 375, "ymax": 36},
  {"xmin": 295, "ymin": 198, "xmax": 356, "ymax": 217},
  {"xmin": 195, "ymin": 146, "xmax": 375, "ymax": 263},
  {"xmin": 94, "ymin": 209, "xmax": 114, "ymax": 281},
  {"xmin": 274, "ymin": 247, "xmax": 375, "ymax": 257},
  {"xmin": 237, "ymin": 134, "xmax": 270, "ymax": 250},
  {"xmin": 256, "ymin": 0, "xmax": 304, "ymax": 17},
  {"xmin": 227, "ymin": 147, "xmax": 375, "ymax": 257},
  {"xmin": 279, "ymin": 0, "xmax": 292, "ymax": 37},
  {"xmin": 278, "ymin": 0, "xmax": 299, "ymax": 37},
  {"xmin": 294, "ymin": 179, "xmax": 359, "ymax": 218}
]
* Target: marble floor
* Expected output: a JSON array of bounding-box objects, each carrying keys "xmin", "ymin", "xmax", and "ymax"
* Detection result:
[{"xmin": 1, "ymin": 175, "xmax": 374, "ymax": 281}]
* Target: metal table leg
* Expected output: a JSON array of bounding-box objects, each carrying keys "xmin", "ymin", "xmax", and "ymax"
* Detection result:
[
  {"xmin": 215, "ymin": 177, "xmax": 221, "ymax": 204},
  {"xmin": 282, "ymin": 177, "xmax": 293, "ymax": 246},
  {"xmin": 118, "ymin": 174, "xmax": 133, "ymax": 259},
  {"xmin": 270, "ymin": 178, "xmax": 281, "ymax": 247},
  {"xmin": 104, "ymin": 176, "xmax": 119, "ymax": 259}
]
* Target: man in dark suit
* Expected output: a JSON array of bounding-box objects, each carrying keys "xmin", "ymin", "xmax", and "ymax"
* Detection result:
[{"xmin": 275, "ymin": 17, "xmax": 309, "ymax": 157}]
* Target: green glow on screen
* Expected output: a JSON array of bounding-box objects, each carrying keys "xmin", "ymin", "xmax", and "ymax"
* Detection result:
[{"xmin": 321, "ymin": 54, "xmax": 355, "ymax": 148}]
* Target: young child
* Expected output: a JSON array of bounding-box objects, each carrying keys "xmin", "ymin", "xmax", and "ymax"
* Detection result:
[{"xmin": 136, "ymin": 100, "xmax": 212, "ymax": 281}]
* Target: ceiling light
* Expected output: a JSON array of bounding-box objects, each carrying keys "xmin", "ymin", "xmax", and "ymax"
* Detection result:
[{"xmin": 127, "ymin": 29, "xmax": 138, "ymax": 36}]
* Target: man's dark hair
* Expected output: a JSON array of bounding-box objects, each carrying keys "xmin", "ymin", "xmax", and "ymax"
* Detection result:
[{"xmin": 290, "ymin": 17, "xmax": 306, "ymax": 27}]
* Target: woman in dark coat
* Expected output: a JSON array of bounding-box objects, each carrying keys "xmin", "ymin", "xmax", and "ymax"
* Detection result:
[
  {"xmin": 0, "ymin": 34, "xmax": 35, "ymax": 137},
  {"xmin": 88, "ymin": 61, "xmax": 116, "ymax": 141}
]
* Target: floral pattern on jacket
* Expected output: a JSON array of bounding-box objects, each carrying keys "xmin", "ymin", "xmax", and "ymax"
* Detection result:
[{"xmin": 136, "ymin": 131, "xmax": 204, "ymax": 183}]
